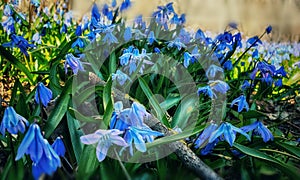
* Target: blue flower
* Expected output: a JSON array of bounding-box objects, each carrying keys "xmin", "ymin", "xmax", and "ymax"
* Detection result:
[
  {"xmin": 72, "ymin": 38, "xmax": 85, "ymax": 48},
  {"xmin": 179, "ymin": 29, "xmax": 191, "ymax": 44},
  {"xmin": 112, "ymin": 0, "xmax": 117, "ymax": 7},
  {"xmin": 112, "ymin": 70, "xmax": 131, "ymax": 85},
  {"xmin": 194, "ymin": 123, "xmax": 218, "ymax": 149},
  {"xmin": 148, "ymin": 31, "xmax": 156, "ymax": 45},
  {"xmin": 120, "ymin": 0, "xmax": 131, "ymax": 12},
  {"xmin": 2, "ymin": 34, "xmax": 34, "ymax": 56},
  {"xmin": 64, "ymin": 53, "xmax": 85, "ymax": 74},
  {"xmin": 75, "ymin": 25, "xmax": 82, "ymax": 36},
  {"xmin": 228, "ymin": 22, "xmax": 238, "ymax": 29},
  {"xmin": 31, "ymin": 0, "xmax": 40, "ymax": 7},
  {"xmin": 35, "ymin": 82, "xmax": 52, "ymax": 107},
  {"xmin": 60, "ymin": 24, "xmax": 68, "ymax": 34},
  {"xmin": 241, "ymin": 121, "xmax": 273, "ymax": 142},
  {"xmin": 0, "ymin": 107, "xmax": 29, "ymax": 136},
  {"xmin": 152, "ymin": 2, "xmax": 175, "ymax": 29},
  {"xmin": 167, "ymin": 38, "xmax": 186, "ymax": 50},
  {"xmin": 15, "ymin": 123, "xmax": 61, "ymax": 179},
  {"xmin": 206, "ymin": 65, "xmax": 224, "ymax": 79},
  {"xmin": 154, "ymin": 47, "xmax": 161, "ymax": 53},
  {"xmin": 230, "ymin": 95, "xmax": 249, "ymax": 112},
  {"xmin": 209, "ymin": 80, "xmax": 230, "ymax": 94},
  {"xmin": 252, "ymin": 49, "xmax": 259, "ymax": 59},
  {"xmin": 123, "ymin": 126, "xmax": 163, "ymax": 155},
  {"xmin": 3, "ymin": 5, "xmax": 13, "ymax": 16},
  {"xmin": 247, "ymin": 36, "xmax": 262, "ymax": 47},
  {"xmin": 184, "ymin": 47, "xmax": 200, "ymax": 68},
  {"xmin": 275, "ymin": 79, "xmax": 282, "ymax": 87},
  {"xmin": 275, "ymin": 66, "xmax": 287, "ymax": 77},
  {"xmin": 201, "ymin": 139, "xmax": 219, "ymax": 155},
  {"xmin": 124, "ymin": 27, "xmax": 132, "ymax": 42},
  {"xmin": 241, "ymin": 80, "xmax": 250, "ymax": 91},
  {"xmin": 197, "ymin": 86, "xmax": 215, "ymax": 98},
  {"xmin": 223, "ymin": 60, "xmax": 233, "ymax": 70},
  {"xmin": 32, "ymin": 32, "xmax": 42, "ymax": 44},
  {"xmin": 266, "ymin": 25, "xmax": 272, "ymax": 34},
  {"xmin": 80, "ymin": 129, "xmax": 128, "ymax": 162},
  {"xmin": 51, "ymin": 137, "xmax": 66, "ymax": 157},
  {"xmin": 91, "ymin": 3, "xmax": 101, "ymax": 22},
  {"xmin": 170, "ymin": 14, "xmax": 186, "ymax": 25},
  {"xmin": 261, "ymin": 74, "xmax": 273, "ymax": 86},
  {"xmin": 102, "ymin": 4, "xmax": 111, "ymax": 19},
  {"xmin": 1, "ymin": 16, "xmax": 15, "ymax": 35},
  {"xmin": 209, "ymin": 122, "xmax": 250, "ymax": 146}
]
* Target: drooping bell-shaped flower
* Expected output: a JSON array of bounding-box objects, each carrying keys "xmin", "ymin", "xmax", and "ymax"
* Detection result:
[
  {"xmin": 0, "ymin": 106, "xmax": 29, "ymax": 136},
  {"xmin": 64, "ymin": 53, "xmax": 85, "ymax": 74},
  {"xmin": 197, "ymin": 86, "xmax": 216, "ymax": 98},
  {"xmin": 15, "ymin": 123, "xmax": 61, "ymax": 180},
  {"xmin": 123, "ymin": 126, "xmax": 163, "ymax": 155},
  {"xmin": 194, "ymin": 123, "xmax": 218, "ymax": 149},
  {"xmin": 35, "ymin": 82, "xmax": 52, "ymax": 107},
  {"xmin": 230, "ymin": 95, "xmax": 249, "ymax": 112},
  {"xmin": 51, "ymin": 137, "xmax": 66, "ymax": 157},
  {"xmin": 241, "ymin": 121, "xmax": 273, "ymax": 142},
  {"xmin": 209, "ymin": 122, "xmax": 250, "ymax": 147},
  {"xmin": 206, "ymin": 65, "xmax": 224, "ymax": 79},
  {"xmin": 209, "ymin": 80, "xmax": 230, "ymax": 94}
]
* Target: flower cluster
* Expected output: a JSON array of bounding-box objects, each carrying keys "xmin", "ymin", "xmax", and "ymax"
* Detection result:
[
  {"xmin": 81, "ymin": 101, "xmax": 163, "ymax": 161},
  {"xmin": 0, "ymin": 82, "xmax": 66, "ymax": 179}
]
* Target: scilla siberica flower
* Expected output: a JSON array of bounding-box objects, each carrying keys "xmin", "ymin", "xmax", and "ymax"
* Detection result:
[
  {"xmin": 230, "ymin": 95, "xmax": 249, "ymax": 112},
  {"xmin": 0, "ymin": 107, "xmax": 29, "ymax": 136},
  {"xmin": 152, "ymin": 2, "xmax": 175, "ymax": 30},
  {"xmin": 15, "ymin": 124, "xmax": 61, "ymax": 179},
  {"xmin": 209, "ymin": 80, "xmax": 230, "ymax": 94},
  {"xmin": 112, "ymin": 70, "xmax": 131, "ymax": 85},
  {"xmin": 194, "ymin": 123, "xmax": 218, "ymax": 149},
  {"xmin": 64, "ymin": 53, "xmax": 85, "ymax": 74},
  {"xmin": 120, "ymin": 0, "xmax": 132, "ymax": 12},
  {"xmin": 209, "ymin": 122, "xmax": 250, "ymax": 147},
  {"xmin": 197, "ymin": 86, "xmax": 216, "ymax": 98},
  {"xmin": 123, "ymin": 126, "xmax": 163, "ymax": 155},
  {"xmin": 35, "ymin": 82, "xmax": 52, "ymax": 107},
  {"xmin": 51, "ymin": 137, "xmax": 66, "ymax": 157},
  {"xmin": 184, "ymin": 47, "xmax": 200, "ymax": 68},
  {"xmin": 110, "ymin": 101, "xmax": 163, "ymax": 155},
  {"xmin": 2, "ymin": 34, "xmax": 35, "ymax": 56},
  {"xmin": 80, "ymin": 129, "xmax": 128, "ymax": 162},
  {"xmin": 206, "ymin": 64, "xmax": 224, "ymax": 79},
  {"xmin": 241, "ymin": 121, "xmax": 274, "ymax": 142}
]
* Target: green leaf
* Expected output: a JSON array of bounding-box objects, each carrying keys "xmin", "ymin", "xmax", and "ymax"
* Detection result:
[
  {"xmin": 138, "ymin": 77, "xmax": 169, "ymax": 127},
  {"xmin": 44, "ymin": 79, "xmax": 72, "ymax": 138},
  {"xmin": 49, "ymin": 62, "xmax": 62, "ymax": 97},
  {"xmin": 233, "ymin": 143, "xmax": 300, "ymax": 179},
  {"xmin": 68, "ymin": 107, "xmax": 101, "ymax": 123},
  {"xmin": 242, "ymin": 110, "xmax": 267, "ymax": 119},
  {"xmin": 50, "ymin": 36, "xmax": 76, "ymax": 64},
  {"xmin": 103, "ymin": 77, "xmax": 113, "ymax": 126},
  {"xmin": 159, "ymin": 95, "xmax": 180, "ymax": 111},
  {"xmin": 172, "ymin": 94, "xmax": 198, "ymax": 128},
  {"xmin": 67, "ymin": 111, "xmax": 84, "ymax": 162},
  {"xmin": 109, "ymin": 52, "xmax": 117, "ymax": 74},
  {"xmin": 147, "ymin": 125, "xmax": 205, "ymax": 149},
  {"xmin": 0, "ymin": 46, "xmax": 34, "ymax": 84},
  {"xmin": 275, "ymin": 141, "xmax": 300, "ymax": 158},
  {"xmin": 77, "ymin": 145, "xmax": 99, "ymax": 179}
]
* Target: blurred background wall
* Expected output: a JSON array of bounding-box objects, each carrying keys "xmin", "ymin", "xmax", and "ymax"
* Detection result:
[
  {"xmin": 70, "ymin": 0, "xmax": 300, "ymax": 42},
  {"xmin": 15, "ymin": 0, "xmax": 300, "ymax": 41}
]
